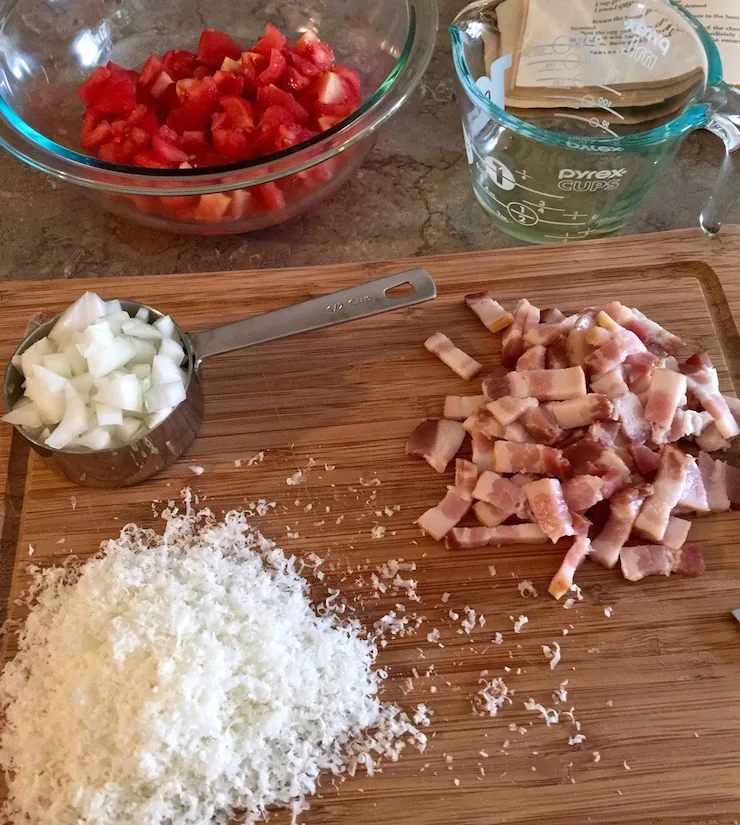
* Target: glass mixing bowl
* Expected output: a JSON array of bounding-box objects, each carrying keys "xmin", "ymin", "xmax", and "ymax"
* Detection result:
[{"xmin": 0, "ymin": 0, "xmax": 438, "ymax": 234}]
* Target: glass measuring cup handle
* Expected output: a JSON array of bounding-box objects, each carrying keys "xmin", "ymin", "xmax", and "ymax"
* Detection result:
[{"xmin": 700, "ymin": 83, "xmax": 740, "ymax": 237}]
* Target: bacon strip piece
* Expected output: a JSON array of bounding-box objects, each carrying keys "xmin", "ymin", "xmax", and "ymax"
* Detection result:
[
  {"xmin": 454, "ymin": 458, "xmax": 479, "ymax": 502},
  {"xmin": 503, "ymin": 421, "xmax": 534, "ymax": 444},
  {"xmin": 482, "ymin": 366, "xmax": 510, "ymax": 401},
  {"xmin": 416, "ymin": 489, "xmax": 471, "ymax": 541},
  {"xmin": 471, "ymin": 431, "xmax": 494, "ymax": 471},
  {"xmin": 630, "ymin": 444, "xmax": 661, "ymax": 478},
  {"xmin": 524, "ymin": 324, "xmax": 566, "ymax": 348},
  {"xmin": 590, "ymin": 483, "xmax": 653, "ymax": 568},
  {"xmin": 675, "ymin": 461, "xmax": 710, "ymax": 514},
  {"xmin": 520, "ymin": 405, "xmax": 562, "ymax": 445},
  {"xmin": 567, "ymin": 311, "xmax": 598, "ymax": 368},
  {"xmin": 661, "ymin": 516, "xmax": 691, "ymax": 550},
  {"xmin": 590, "ymin": 366, "xmax": 629, "ymax": 399},
  {"xmin": 562, "ymin": 475, "xmax": 604, "ymax": 513},
  {"xmin": 585, "ymin": 326, "xmax": 612, "ymax": 348},
  {"xmin": 523, "ymin": 478, "xmax": 574, "ymax": 543},
  {"xmin": 682, "ymin": 352, "xmax": 740, "ymax": 439},
  {"xmin": 465, "ymin": 292, "xmax": 514, "ymax": 333},
  {"xmin": 473, "ymin": 471, "xmax": 527, "ymax": 517},
  {"xmin": 502, "ymin": 299, "xmax": 540, "ymax": 368},
  {"xmin": 546, "ymin": 336, "xmax": 570, "ymax": 370},
  {"xmin": 633, "ymin": 446, "xmax": 695, "ymax": 541},
  {"xmin": 548, "ymin": 537, "xmax": 592, "ymax": 600},
  {"xmin": 444, "ymin": 395, "xmax": 486, "ymax": 421},
  {"xmin": 473, "ymin": 500, "xmax": 508, "ymax": 527},
  {"xmin": 620, "ymin": 544, "xmax": 704, "ymax": 582},
  {"xmin": 425, "ymin": 332, "xmax": 482, "ymax": 381},
  {"xmin": 487, "ymin": 396, "xmax": 537, "ymax": 426},
  {"xmin": 625, "ymin": 351, "xmax": 659, "ymax": 394},
  {"xmin": 547, "ymin": 394, "xmax": 614, "ymax": 428},
  {"xmin": 584, "ymin": 329, "xmax": 647, "ymax": 379},
  {"xmin": 571, "ymin": 513, "xmax": 592, "ymax": 536},
  {"xmin": 601, "ymin": 301, "xmax": 634, "ymax": 326},
  {"xmin": 446, "ymin": 524, "xmax": 547, "ymax": 550},
  {"xmin": 625, "ymin": 309, "xmax": 684, "ymax": 357},
  {"xmin": 464, "ymin": 408, "xmax": 504, "ymax": 440},
  {"xmin": 508, "ymin": 367, "xmax": 587, "ymax": 401},
  {"xmin": 695, "ymin": 422, "xmax": 731, "ymax": 453},
  {"xmin": 587, "ymin": 420, "xmax": 620, "ymax": 446},
  {"xmin": 613, "ymin": 392, "xmax": 650, "ymax": 444},
  {"xmin": 406, "ymin": 419, "xmax": 466, "ymax": 474},
  {"xmin": 697, "ymin": 451, "xmax": 730, "ymax": 512},
  {"xmin": 644, "ymin": 369, "xmax": 688, "ymax": 443},
  {"xmin": 516, "ymin": 345, "xmax": 546, "ymax": 371},
  {"xmin": 493, "ymin": 441, "xmax": 569, "ymax": 478}
]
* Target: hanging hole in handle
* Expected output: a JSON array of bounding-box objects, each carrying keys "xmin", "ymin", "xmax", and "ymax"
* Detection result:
[{"xmin": 384, "ymin": 281, "xmax": 415, "ymax": 299}]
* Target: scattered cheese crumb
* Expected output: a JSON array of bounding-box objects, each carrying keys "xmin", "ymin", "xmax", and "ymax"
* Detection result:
[
  {"xmin": 543, "ymin": 641, "xmax": 561, "ymax": 669},
  {"xmin": 512, "ymin": 615, "xmax": 528, "ymax": 633},
  {"xmin": 593, "ymin": 751, "xmax": 601, "ymax": 763},
  {"xmin": 460, "ymin": 607, "xmax": 477, "ymax": 634},
  {"xmin": 623, "ymin": 760, "xmax": 631, "ymax": 770},
  {"xmin": 324, "ymin": 464, "xmax": 336, "ymax": 471},
  {"xmin": 189, "ymin": 466, "xmax": 205, "ymax": 475},
  {"xmin": 70, "ymin": 496, "xmax": 77, "ymax": 510},
  {"xmin": 493, "ymin": 632, "xmax": 503, "ymax": 645},
  {"xmin": 246, "ymin": 451, "xmax": 265, "ymax": 466},
  {"xmin": 359, "ymin": 477, "xmax": 381, "ymax": 487},
  {"xmin": 474, "ymin": 677, "xmax": 512, "ymax": 718},
  {"xmin": 553, "ymin": 680, "xmax": 569, "ymax": 703},
  {"xmin": 370, "ymin": 525, "xmax": 386, "ymax": 540},
  {"xmin": 517, "ymin": 580, "xmax": 538, "ymax": 598},
  {"xmin": 27, "ymin": 545, "xmax": 34, "ymax": 557},
  {"xmin": 453, "ymin": 778, "xmax": 460, "ymax": 787},
  {"xmin": 286, "ymin": 470, "xmax": 304, "ymax": 486},
  {"xmin": 488, "ymin": 565, "xmax": 497, "ymax": 577},
  {"xmin": 524, "ymin": 698, "xmax": 559, "ymax": 726},
  {"xmin": 441, "ymin": 592, "xmax": 450, "ymax": 603},
  {"xmin": 426, "ymin": 628, "xmax": 441, "ymax": 644},
  {"xmin": 234, "ymin": 459, "xmax": 242, "ymax": 468},
  {"xmin": 568, "ymin": 734, "xmax": 587, "ymax": 745},
  {"xmin": 604, "ymin": 606, "xmax": 613, "ymax": 617}
]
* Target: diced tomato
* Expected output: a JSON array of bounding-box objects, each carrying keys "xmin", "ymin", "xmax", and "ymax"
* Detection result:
[
  {"xmin": 285, "ymin": 48, "xmax": 321, "ymax": 79},
  {"xmin": 220, "ymin": 56, "xmax": 243, "ymax": 74},
  {"xmin": 162, "ymin": 49, "xmax": 199, "ymax": 81},
  {"xmin": 332, "ymin": 65, "xmax": 361, "ymax": 100},
  {"xmin": 316, "ymin": 114, "xmax": 346, "ymax": 131},
  {"xmin": 241, "ymin": 51, "xmax": 268, "ymax": 94},
  {"xmin": 132, "ymin": 150, "xmax": 176, "ymax": 168},
  {"xmin": 86, "ymin": 73, "xmax": 138, "ymax": 117},
  {"xmin": 192, "ymin": 150, "xmax": 231, "ymax": 167},
  {"xmin": 257, "ymin": 48, "xmax": 287, "ymax": 86},
  {"xmin": 150, "ymin": 71, "xmax": 175, "ymax": 100},
  {"xmin": 168, "ymin": 76, "xmax": 220, "ymax": 130},
  {"xmin": 106, "ymin": 62, "xmax": 140, "ymax": 86},
  {"xmin": 127, "ymin": 104, "xmax": 160, "ymax": 134},
  {"xmin": 254, "ymin": 181, "xmax": 286, "ymax": 211},
  {"xmin": 181, "ymin": 130, "xmax": 209, "ymax": 153},
  {"xmin": 256, "ymin": 85, "xmax": 308, "ymax": 123},
  {"xmin": 79, "ymin": 67, "xmax": 112, "ymax": 104},
  {"xmin": 251, "ymin": 24, "xmax": 289, "ymax": 57},
  {"xmin": 110, "ymin": 118, "xmax": 127, "ymax": 138},
  {"xmin": 212, "ymin": 128, "xmax": 252, "ymax": 161},
  {"xmin": 315, "ymin": 70, "xmax": 352, "ymax": 106},
  {"xmin": 273, "ymin": 123, "xmax": 315, "ymax": 152},
  {"xmin": 128, "ymin": 194, "xmax": 161, "ymax": 214},
  {"xmin": 152, "ymin": 125, "xmax": 190, "ymax": 163},
  {"xmin": 81, "ymin": 115, "xmax": 112, "ymax": 149},
  {"xmin": 159, "ymin": 194, "xmax": 200, "ymax": 218},
  {"xmin": 226, "ymin": 188, "xmax": 254, "ymax": 219},
  {"xmin": 214, "ymin": 70, "xmax": 244, "ymax": 96},
  {"xmin": 139, "ymin": 55, "xmax": 164, "ymax": 88},
  {"xmin": 279, "ymin": 66, "xmax": 311, "ymax": 93},
  {"xmin": 97, "ymin": 141, "xmax": 134, "ymax": 164},
  {"xmin": 126, "ymin": 126, "xmax": 152, "ymax": 153},
  {"xmin": 256, "ymin": 104, "xmax": 295, "ymax": 151},
  {"xmin": 198, "ymin": 29, "xmax": 242, "ymax": 68},
  {"xmin": 194, "ymin": 192, "xmax": 231, "ymax": 222},
  {"xmin": 219, "ymin": 96, "xmax": 255, "ymax": 129},
  {"xmin": 294, "ymin": 31, "xmax": 335, "ymax": 71}
]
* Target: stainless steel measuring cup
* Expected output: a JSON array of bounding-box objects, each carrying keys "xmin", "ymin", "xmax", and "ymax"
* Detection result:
[
  {"xmin": 3, "ymin": 269, "xmax": 436, "ymax": 488},
  {"xmin": 450, "ymin": 0, "xmax": 740, "ymax": 244}
]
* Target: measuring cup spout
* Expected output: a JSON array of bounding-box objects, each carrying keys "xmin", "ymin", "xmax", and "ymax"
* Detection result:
[{"xmin": 700, "ymin": 84, "xmax": 740, "ymax": 237}]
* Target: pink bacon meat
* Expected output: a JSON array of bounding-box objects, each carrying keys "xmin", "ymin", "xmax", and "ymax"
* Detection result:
[
  {"xmin": 471, "ymin": 431, "xmax": 494, "ymax": 471},
  {"xmin": 465, "ymin": 292, "xmax": 514, "ymax": 334},
  {"xmin": 454, "ymin": 458, "xmax": 479, "ymax": 502},
  {"xmin": 587, "ymin": 420, "xmax": 620, "ymax": 446},
  {"xmin": 446, "ymin": 524, "xmax": 547, "ymax": 551},
  {"xmin": 547, "ymin": 394, "xmax": 614, "ymax": 429},
  {"xmin": 625, "ymin": 351, "xmax": 659, "ymax": 394},
  {"xmin": 507, "ymin": 367, "xmax": 587, "ymax": 401},
  {"xmin": 613, "ymin": 392, "xmax": 650, "ymax": 444},
  {"xmin": 696, "ymin": 422, "xmax": 731, "ymax": 453},
  {"xmin": 516, "ymin": 345, "xmax": 546, "ymax": 371},
  {"xmin": 562, "ymin": 475, "xmax": 604, "ymax": 512},
  {"xmin": 630, "ymin": 444, "xmax": 661, "ymax": 478},
  {"xmin": 633, "ymin": 445, "xmax": 695, "ymax": 542},
  {"xmin": 524, "ymin": 323, "xmax": 567, "ymax": 348},
  {"xmin": 493, "ymin": 441, "xmax": 570, "ymax": 478},
  {"xmin": 590, "ymin": 483, "xmax": 653, "ymax": 569},
  {"xmin": 548, "ymin": 536, "xmax": 592, "ymax": 600},
  {"xmin": 644, "ymin": 368, "xmax": 688, "ymax": 443},
  {"xmin": 487, "ymin": 395, "xmax": 538, "ymax": 426},
  {"xmin": 416, "ymin": 489, "xmax": 470, "ymax": 541},
  {"xmin": 697, "ymin": 450, "xmax": 730, "ymax": 512},
  {"xmin": 625, "ymin": 309, "xmax": 684, "ymax": 357},
  {"xmin": 482, "ymin": 366, "xmax": 510, "ymax": 401},
  {"xmin": 444, "ymin": 395, "xmax": 486, "ymax": 421},
  {"xmin": 567, "ymin": 311, "xmax": 598, "ymax": 368},
  {"xmin": 620, "ymin": 544, "xmax": 704, "ymax": 582},
  {"xmin": 406, "ymin": 419, "xmax": 466, "ymax": 474},
  {"xmin": 502, "ymin": 299, "xmax": 540, "ymax": 368},
  {"xmin": 473, "ymin": 500, "xmax": 508, "ymax": 528},
  {"xmin": 584, "ymin": 328, "xmax": 647, "ymax": 379},
  {"xmin": 546, "ymin": 336, "xmax": 570, "ymax": 370},
  {"xmin": 523, "ymin": 478, "xmax": 574, "ymax": 542},
  {"xmin": 682, "ymin": 352, "xmax": 740, "ymax": 439},
  {"xmin": 473, "ymin": 471, "xmax": 527, "ymax": 518},
  {"xmin": 464, "ymin": 409, "xmax": 505, "ymax": 440},
  {"xmin": 590, "ymin": 366, "xmax": 629, "ymax": 399},
  {"xmin": 661, "ymin": 516, "xmax": 691, "ymax": 551},
  {"xmin": 676, "ymin": 460, "xmax": 710, "ymax": 513},
  {"xmin": 520, "ymin": 405, "xmax": 562, "ymax": 445},
  {"xmin": 425, "ymin": 332, "xmax": 482, "ymax": 381}
]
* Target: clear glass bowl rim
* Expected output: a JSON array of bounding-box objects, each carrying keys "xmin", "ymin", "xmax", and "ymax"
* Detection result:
[{"xmin": 0, "ymin": 0, "xmax": 439, "ymax": 195}]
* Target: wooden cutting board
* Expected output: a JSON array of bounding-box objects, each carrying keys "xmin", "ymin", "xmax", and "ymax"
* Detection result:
[{"xmin": 1, "ymin": 227, "xmax": 740, "ymax": 825}]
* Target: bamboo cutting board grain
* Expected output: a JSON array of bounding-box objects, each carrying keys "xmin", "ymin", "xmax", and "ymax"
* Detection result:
[{"xmin": 2, "ymin": 227, "xmax": 740, "ymax": 825}]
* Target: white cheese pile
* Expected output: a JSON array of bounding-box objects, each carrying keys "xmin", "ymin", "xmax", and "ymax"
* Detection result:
[{"xmin": 0, "ymin": 500, "xmax": 424, "ymax": 825}]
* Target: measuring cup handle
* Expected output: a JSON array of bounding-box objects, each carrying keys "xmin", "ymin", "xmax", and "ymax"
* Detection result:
[
  {"xmin": 190, "ymin": 269, "xmax": 437, "ymax": 361},
  {"xmin": 700, "ymin": 83, "xmax": 740, "ymax": 237}
]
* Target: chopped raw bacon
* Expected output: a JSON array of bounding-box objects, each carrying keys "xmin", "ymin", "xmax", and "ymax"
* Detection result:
[
  {"xmin": 676, "ymin": 460, "xmax": 710, "ymax": 514},
  {"xmin": 562, "ymin": 475, "xmax": 604, "ymax": 513},
  {"xmin": 601, "ymin": 301, "xmax": 634, "ymax": 326},
  {"xmin": 471, "ymin": 431, "xmax": 494, "ymax": 471},
  {"xmin": 487, "ymin": 395, "xmax": 538, "ymax": 426},
  {"xmin": 454, "ymin": 458, "xmax": 479, "ymax": 502},
  {"xmin": 644, "ymin": 368, "xmax": 688, "ymax": 443},
  {"xmin": 523, "ymin": 478, "xmax": 574, "ymax": 543},
  {"xmin": 562, "ymin": 439, "xmax": 607, "ymax": 475},
  {"xmin": 571, "ymin": 512, "xmax": 592, "ymax": 536},
  {"xmin": 629, "ymin": 444, "xmax": 661, "ymax": 478},
  {"xmin": 633, "ymin": 445, "xmax": 695, "ymax": 541},
  {"xmin": 566, "ymin": 311, "xmax": 598, "ymax": 368},
  {"xmin": 524, "ymin": 324, "xmax": 566, "ymax": 348},
  {"xmin": 482, "ymin": 366, "xmax": 510, "ymax": 400},
  {"xmin": 520, "ymin": 405, "xmax": 562, "ymax": 445},
  {"xmin": 590, "ymin": 483, "xmax": 653, "ymax": 568},
  {"xmin": 696, "ymin": 422, "xmax": 730, "ymax": 453},
  {"xmin": 446, "ymin": 523, "xmax": 547, "ymax": 551},
  {"xmin": 599, "ymin": 469, "xmax": 627, "ymax": 499},
  {"xmin": 473, "ymin": 471, "xmax": 527, "ymax": 518},
  {"xmin": 464, "ymin": 409, "xmax": 504, "ymax": 440},
  {"xmin": 726, "ymin": 463, "xmax": 740, "ymax": 509},
  {"xmin": 590, "ymin": 366, "xmax": 629, "ymax": 399},
  {"xmin": 465, "ymin": 292, "xmax": 514, "ymax": 333},
  {"xmin": 416, "ymin": 489, "xmax": 470, "ymax": 541},
  {"xmin": 493, "ymin": 441, "xmax": 569, "ymax": 478},
  {"xmin": 547, "ymin": 394, "xmax": 614, "ymax": 428},
  {"xmin": 613, "ymin": 392, "xmax": 650, "ymax": 444},
  {"xmin": 548, "ymin": 536, "xmax": 592, "ymax": 599},
  {"xmin": 516, "ymin": 345, "xmax": 546, "ymax": 371},
  {"xmin": 503, "ymin": 421, "xmax": 534, "ymax": 444},
  {"xmin": 543, "ymin": 308, "xmax": 566, "ymax": 323},
  {"xmin": 585, "ymin": 326, "xmax": 612, "ymax": 348},
  {"xmin": 510, "ymin": 472, "xmax": 538, "ymax": 487},
  {"xmin": 697, "ymin": 450, "xmax": 730, "ymax": 512},
  {"xmin": 425, "ymin": 332, "xmax": 482, "ymax": 381},
  {"xmin": 406, "ymin": 419, "xmax": 466, "ymax": 474},
  {"xmin": 443, "ymin": 395, "xmax": 486, "ymax": 421},
  {"xmin": 473, "ymin": 500, "xmax": 508, "ymax": 527},
  {"xmin": 584, "ymin": 329, "xmax": 647, "ymax": 379},
  {"xmin": 587, "ymin": 420, "xmax": 621, "ymax": 446},
  {"xmin": 625, "ymin": 309, "xmax": 684, "ymax": 357},
  {"xmin": 502, "ymin": 299, "xmax": 540, "ymax": 367},
  {"xmin": 625, "ymin": 351, "xmax": 659, "ymax": 394},
  {"xmin": 661, "ymin": 516, "xmax": 691, "ymax": 550},
  {"xmin": 508, "ymin": 367, "xmax": 587, "ymax": 402},
  {"xmin": 682, "ymin": 352, "xmax": 740, "ymax": 439},
  {"xmin": 620, "ymin": 544, "xmax": 704, "ymax": 582},
  {"xmin": 546, "ymin": 336, "xmax": 570, "ymax": 370},
  {"xmin": 723, "ymin": 393, "xmax": 740, "ymax": 425}
]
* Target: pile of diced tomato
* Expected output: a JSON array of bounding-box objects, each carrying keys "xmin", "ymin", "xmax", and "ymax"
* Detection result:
[{"xmin": 78, "ymin": 26, "xmax": 361, "ymax": 223}]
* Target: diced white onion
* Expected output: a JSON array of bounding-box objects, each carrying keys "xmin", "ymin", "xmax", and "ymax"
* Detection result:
[
  {"xmin": 146, "ymin": 382, "xmax": 186, "ymax": 412},
  {"xmin": 41, "ymin": 353, "xmax": 72, "ymax": 378},
  {"xmin": 95, "ymin": 403, "xmax": 123, "ymax": 427},
  {"xmin": 135, "ymin": 307, "xmax": 150, "ymax": 321},
  {"xmin": 153, "ymin": 315, "xmax": 176, "ymax": 338},
  {"xmin": 45, "ymin": 385, "xmax": 88, "ymax": 450}
]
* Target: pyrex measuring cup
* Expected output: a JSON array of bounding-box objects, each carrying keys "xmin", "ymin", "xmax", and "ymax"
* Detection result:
[{"xmin": 450, "ymin": 0, "xmax": 740, "ymax": 244}]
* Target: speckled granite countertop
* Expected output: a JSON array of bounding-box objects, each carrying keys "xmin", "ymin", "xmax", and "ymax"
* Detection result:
[{"xmin": 0, "ymin": 0, "xmax": 737, "ymax": 282}]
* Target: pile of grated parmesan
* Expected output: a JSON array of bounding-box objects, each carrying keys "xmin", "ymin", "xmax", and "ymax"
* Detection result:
[{"xmin": 0, "ymin": 498, "xmax": 424, "ymax": 825}]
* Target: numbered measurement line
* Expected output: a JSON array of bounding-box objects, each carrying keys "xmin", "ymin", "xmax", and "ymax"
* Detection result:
[
  {"xmin": 521, "ymin": 199, "xmax": 566, "ymax": 213},
  {"xmin": 514, "ymin": 181, "xmax": 565, "ymax": 200},
  {"xmin": 538, "ymin": 218, "xmax": 588, "ymax": 226},
  {"xmin": 598, "ymin": 84, "xmax": 622, "ymax": 96},
  {"xmin": 553, "ymin": 112, "xmax": 619, "ymax": 136},
  {"xmin": 545, "ymin": 95, "xmax": 624, "ymax": 119}
]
